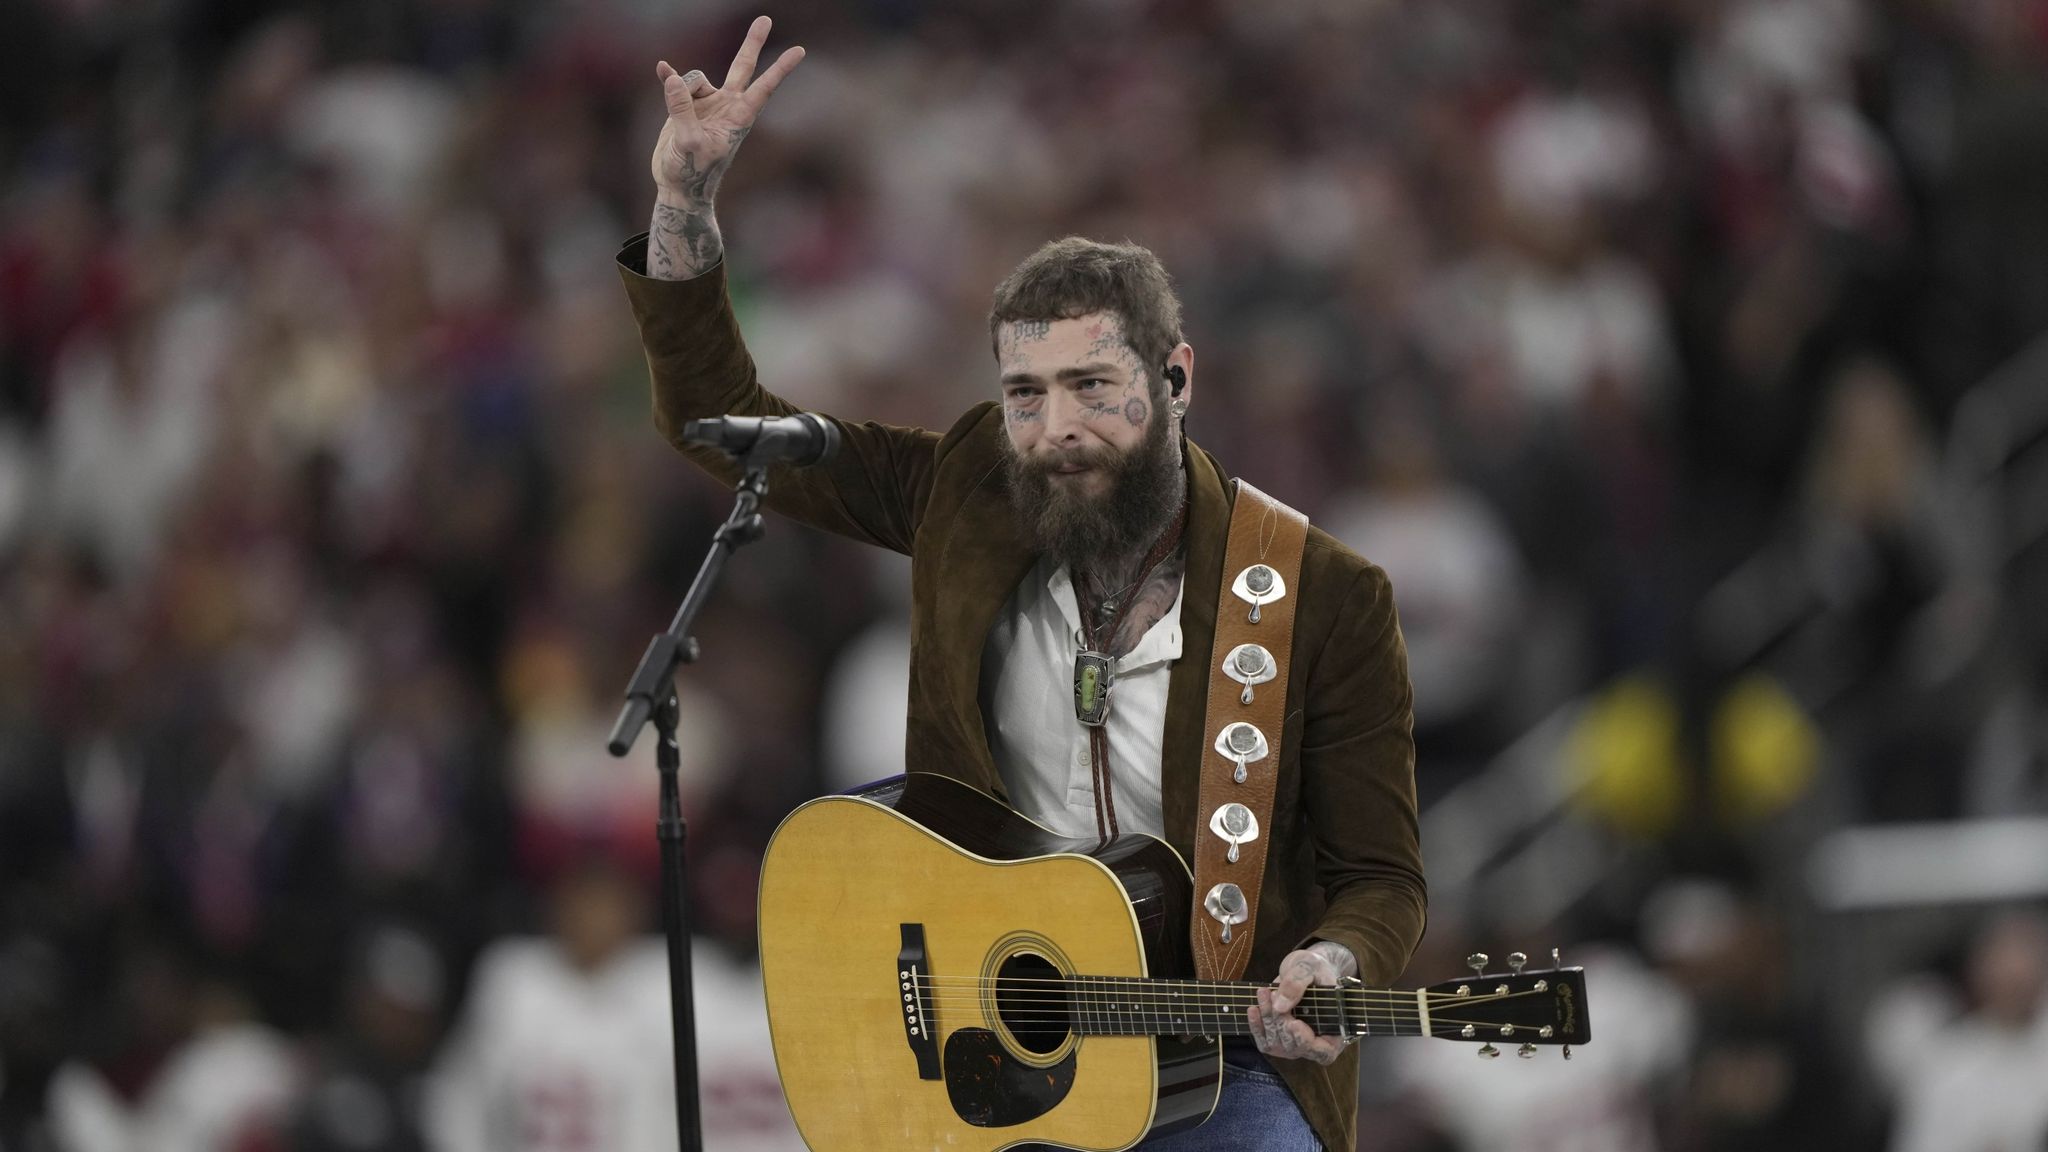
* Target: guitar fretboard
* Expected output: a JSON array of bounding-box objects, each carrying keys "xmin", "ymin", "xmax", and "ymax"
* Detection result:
[{"xmin": 1017, "ymin": 977, "xmax": 1430, "ymax": 1039}]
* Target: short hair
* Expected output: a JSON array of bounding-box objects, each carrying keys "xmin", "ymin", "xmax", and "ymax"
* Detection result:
[{"xmin": 988, "ymin": 237, "xmax": 1184, "ymax": 393}]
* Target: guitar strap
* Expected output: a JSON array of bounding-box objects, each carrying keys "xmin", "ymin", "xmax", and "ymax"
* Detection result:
[{"xmin": 1190, "ymin": 478, "xmax": 1309, "ymax": 981}]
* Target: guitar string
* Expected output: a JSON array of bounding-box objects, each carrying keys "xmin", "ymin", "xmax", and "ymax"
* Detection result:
[
  {"xmin": 906, "ymin": 973, "xmax": 1552, "ymax": 999},
  {"xmin": 905, "ymin": 996, "xmax": 1531, "ymax": 1020},
  {"xmin": 905, "ymin": 983, "xmax": 1515, "ymax": 1000},
  {"xmin": 903, "ymin": 1002, "xmax": 1548, "ymax": 1032},
  {"xmin": 892, "ymin": 1005, "xmax": 1540, "ymax": 1032},
  {"xmin": 905, "ymin": 975, "xmax": 1540, "ymax": 1004},
  {"xmin": 889, "ymin": 999, "xmax": 1539, "ymax": 1036},
  {"xmin": 904, "ymin": 987, "xmax": 1530, "ymax": 1010},
  {"xmin": 896, "ymin": 986, "xmax": 1550, "ymax": 1031},
  {"xmin": 909, "ymin": 1012, "xmax": 1540, "ymax": 1033},
  {"xmin": 902, "ymin": 990, "xmax": 1544, "ymax": 1015},
  {"xmin": 905, "ymin": 979, "xmax": 1545, "ymax": 1008},
  {"xmin": 887, "ymin": 1009, "xmax": 1538, "ymax": 1035}
]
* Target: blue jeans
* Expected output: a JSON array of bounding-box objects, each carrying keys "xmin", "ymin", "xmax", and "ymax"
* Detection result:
[{"xmin": 1137, "ymin": 1047, "xmax": 1323, "ymax": 1151}]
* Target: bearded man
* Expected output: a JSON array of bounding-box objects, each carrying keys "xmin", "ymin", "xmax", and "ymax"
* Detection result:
[{"xmin": 616, "ymin": 18, "xmax": 1425, "ymax": 1152}]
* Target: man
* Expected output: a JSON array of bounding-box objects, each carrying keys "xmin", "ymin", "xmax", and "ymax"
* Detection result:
[{"xmin": 618, "ymin": 17, "xmax": 1425, "ymax": 1151}]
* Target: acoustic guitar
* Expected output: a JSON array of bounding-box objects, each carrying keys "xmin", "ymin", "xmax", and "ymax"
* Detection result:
[{"xmin": 757, "ymin": 772, "xmax": 1590, "ymax": 1151}]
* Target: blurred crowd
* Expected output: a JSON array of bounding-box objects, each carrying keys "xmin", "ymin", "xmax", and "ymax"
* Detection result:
[{"xmin": 3, "ymin": 0, "xmax": 2048, "ymax": 1150}]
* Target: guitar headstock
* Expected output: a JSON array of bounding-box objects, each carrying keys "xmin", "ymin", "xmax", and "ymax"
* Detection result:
[{"xmin": 1421, "ymin": 948, "xmax": 1590, "ymax": 1058}]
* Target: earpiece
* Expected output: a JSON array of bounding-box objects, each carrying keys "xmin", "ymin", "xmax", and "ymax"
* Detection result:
[{"xmin": 1165, "ymin": 364, "xmax": 1187, "ymax": 395}]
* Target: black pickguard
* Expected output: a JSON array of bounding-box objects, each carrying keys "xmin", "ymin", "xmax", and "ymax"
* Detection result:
[
  {"xmin": 848, "ymin": 773, "xmax": 1223, "ymax": 1140},
  {"xmin": 943, "ymin": 1028, "xmax": 1077, "ymax": 1127}
]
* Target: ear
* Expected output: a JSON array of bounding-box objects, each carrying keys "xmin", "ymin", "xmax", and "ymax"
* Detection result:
[{"xmin": 1164, "ymin": 343, "xmax": 1194, "ymax": 409}]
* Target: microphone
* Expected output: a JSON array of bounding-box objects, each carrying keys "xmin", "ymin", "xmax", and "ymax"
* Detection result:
[{"xmin": 680, "ymin": 413, "xmax": 840, "ymax": 466}]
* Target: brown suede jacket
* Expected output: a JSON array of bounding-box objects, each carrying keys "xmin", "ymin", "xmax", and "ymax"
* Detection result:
[{"xmin": 617, "ymin": 235, "xmax": 1425, "ymax": 1152}]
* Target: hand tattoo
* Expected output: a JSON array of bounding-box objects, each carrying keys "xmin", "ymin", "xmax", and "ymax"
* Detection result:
[
  {"xmin": 1307, "ymin": 940, "xmax": 1358, "ymax": 980},
  {"xmin": 648, "ymin": 126, "xmax": 749, "ymax": 280}
]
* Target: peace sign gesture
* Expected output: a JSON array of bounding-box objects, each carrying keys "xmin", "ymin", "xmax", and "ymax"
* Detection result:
[
  {"xmin": 652, "ymin": 15, "xmax": 804, "ymax": 198},
  {"xmin": 647, "ymin": 16, "xmax": 804, "ymax": 277}
]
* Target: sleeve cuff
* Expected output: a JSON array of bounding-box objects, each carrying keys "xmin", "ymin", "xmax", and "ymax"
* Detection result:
[
  {"xmin": 1302, "ymin": 937, "xmax": 1361, "ymax": 980},
  {"xmin": 615, "ymin": 231, "xmax": 726, "ymax": 289},
  {"xmin": 1302, "ymin": 926, "xmax": 1398, "ymax": 987}
]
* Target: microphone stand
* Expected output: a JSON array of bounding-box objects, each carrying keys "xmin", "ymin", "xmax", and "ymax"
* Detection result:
[{"xmin": 607, "ymin": 455, "xmax": 773, "ymax": 1152}]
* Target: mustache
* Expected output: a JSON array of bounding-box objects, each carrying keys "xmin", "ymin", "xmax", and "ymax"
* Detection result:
[{"xmin": 1013, "ymin": 444, "xmax": 1124, "ymax": 476}]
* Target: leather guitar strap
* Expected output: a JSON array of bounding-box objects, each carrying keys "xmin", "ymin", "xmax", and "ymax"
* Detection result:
[{"xmin": 1191, "ymin": 478, "xmax": 1309, "ymax": 981}]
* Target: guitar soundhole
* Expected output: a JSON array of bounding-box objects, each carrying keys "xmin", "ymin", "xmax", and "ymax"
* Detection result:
[{"xmin": 994, "ymin": 952, "xmax": 1070, "ymax": 1055}]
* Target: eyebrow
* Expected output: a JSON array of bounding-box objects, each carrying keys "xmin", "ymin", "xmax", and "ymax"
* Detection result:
[{"xmin": 1000, "ymin": 362, "xmax": 1125, "ymax": 386}]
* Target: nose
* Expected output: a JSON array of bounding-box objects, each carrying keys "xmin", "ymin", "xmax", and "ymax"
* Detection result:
[{"xmin": 1042, "ymin": 390, "xmax": 1088, "ymax": 445}]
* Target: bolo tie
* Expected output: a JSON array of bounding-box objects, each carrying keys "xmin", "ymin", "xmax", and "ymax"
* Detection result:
[{"xmin": 1070, "ymin": 499, "xmax": 1188, "ymax": 843}]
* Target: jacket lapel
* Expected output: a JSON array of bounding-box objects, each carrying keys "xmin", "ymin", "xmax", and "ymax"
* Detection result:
[{"xmin": 930, "ymin": 456, "xmax": 1036, "ymax": 796}]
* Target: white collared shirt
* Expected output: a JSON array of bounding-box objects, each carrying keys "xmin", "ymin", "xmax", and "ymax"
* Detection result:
[{"xmin": 979, "ymin": 556, "xmax": 1186, "ymax": 840}]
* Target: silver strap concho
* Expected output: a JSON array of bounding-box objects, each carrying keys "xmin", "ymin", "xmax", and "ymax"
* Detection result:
[
  {"xmin": 1213, "ymin": 721, "xmax": 1269, "ymax": 784},
  {"xmin": 1222, "ymin": 643, "xmax": 1276, "ymax": 704},
  {"xmin": 1209, "ymin": 802, "xmax": 1261, "ymax": 863},
  {"xmin": 1232, "ymin": 563, "xmax": 1287, "ymax": 624},
  {"xmin": 1204, "ymin": 882, "xmax": 1249, "ymax": 943}
]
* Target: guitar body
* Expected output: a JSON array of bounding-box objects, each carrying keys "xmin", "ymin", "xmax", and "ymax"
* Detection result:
[{"xmin": 758, "ymin": 772, "xmax": 1222, "ymax": 1152}]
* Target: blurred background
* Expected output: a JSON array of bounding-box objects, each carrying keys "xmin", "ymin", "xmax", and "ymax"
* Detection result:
[{"xmin": 3, "ymin": 0, "xmax": 2048, "ymax": 1149}]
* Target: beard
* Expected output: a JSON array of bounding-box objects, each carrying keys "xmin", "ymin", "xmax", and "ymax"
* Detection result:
[{"xmin": 1002, "ymin": 402, "xmax": 1183, "ymax": 573}]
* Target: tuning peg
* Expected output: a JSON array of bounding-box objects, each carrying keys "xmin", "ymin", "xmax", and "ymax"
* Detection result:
[
  {"xmin": 1507, "ymin": 951, "xmax": 1527, "ymax": 974},
  {"xmin": 1552, "ymin": 947, "xmax": 1562, "ymax": 966},
  {"xmin": 1517, "ymin": 1043, "xmax": 1537, "ymax": 1059},
  {"xmin": 1466, "ymin": 952, "xmax": 1489, "ymax": 976},
  {"xmin": 1477, "ymin": 1043, "xmax": 1501, "ymax": 1058},
  {"xmin": 1562, "ymin": 1044, "xmax": 1573, "ymax": 1061}
]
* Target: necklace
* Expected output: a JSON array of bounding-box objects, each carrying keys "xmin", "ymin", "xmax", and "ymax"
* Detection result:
[
  {"xmin": 1079, "ymin": 501, "xmax": 1190, "ymax": 624},
  {"xmin": 1089, "ymin": 570, "xmax": 1145, "ymax": 620}
]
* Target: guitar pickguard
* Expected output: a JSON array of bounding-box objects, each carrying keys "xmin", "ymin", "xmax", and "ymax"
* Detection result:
[
  {"xmin": 943, "ymin": 1027, "xmax": 1077, "ymax": 1128},
  {"xmin": 760, "ymin": 774, "xmax": 1223, "ymax": 1149}
]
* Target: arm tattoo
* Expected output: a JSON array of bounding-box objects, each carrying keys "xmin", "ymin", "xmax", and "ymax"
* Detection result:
[
  {"xmin": 647, "ymin": 126, "xmax": 750, "ymax": 281},
  {"xmin": 650, "ymin": 201, "xmax": 722, "ymax": 279}
]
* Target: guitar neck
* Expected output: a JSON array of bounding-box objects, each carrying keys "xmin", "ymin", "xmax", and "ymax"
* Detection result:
[{"xmin": 1057, "ymin": 976, "xmax": 1428, "ymax": 1040}]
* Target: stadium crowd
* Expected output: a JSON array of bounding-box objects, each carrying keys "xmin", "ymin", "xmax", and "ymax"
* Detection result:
[{"xmin": 3, "ymin": 0, "xmax": 2046, "ymax": 1149}]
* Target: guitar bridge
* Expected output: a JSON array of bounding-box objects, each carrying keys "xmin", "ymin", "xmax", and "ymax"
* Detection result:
[{"xmin": 898, "ymin": 924, "xmax": 940, "ymax": 1080}]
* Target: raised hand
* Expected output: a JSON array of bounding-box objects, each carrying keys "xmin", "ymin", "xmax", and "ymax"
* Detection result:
[{"xmin": 647, "ymin": 16, "xmax": 805, "ymax": 279}]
